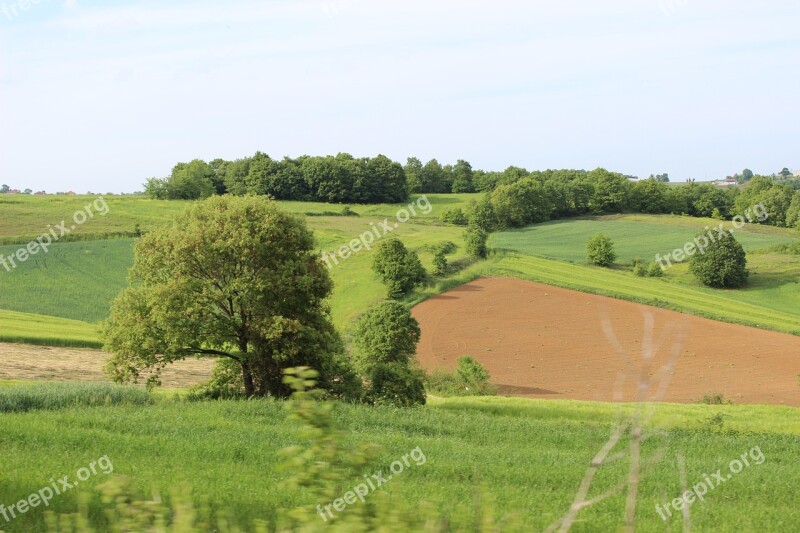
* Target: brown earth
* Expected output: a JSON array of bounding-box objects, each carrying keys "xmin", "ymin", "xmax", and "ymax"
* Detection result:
[
  {"xmin": 412, "ymin": 277, "xmax": 800, "ymax": 406},
  {"xmin": 0, "ymin": 343, "xmax": 214, "ymax": 388}
]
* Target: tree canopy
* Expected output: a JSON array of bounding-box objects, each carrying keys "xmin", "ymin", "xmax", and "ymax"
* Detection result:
[{"xmin": 102, "ymin": 195, "xmax": 356, "ymax": 398}]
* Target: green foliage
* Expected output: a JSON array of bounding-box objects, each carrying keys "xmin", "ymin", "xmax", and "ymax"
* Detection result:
[
  {"xmin": 464, "ymin": 225, "xmax": 489, "ymax": 259},
  {"xmin": 467, "ymin": 195, "xmax": 496, "ymax": 231},
  {"xmin": 0, "ymin": 383, "xmax": 152, "ymax": 413},
  {"xmin": 102, "ymin": 195, "xmax": 356, "ymax": 398},
  {"xmin": 352, "ymin": 302, "xmax": 425, "ymax": 407},
  {"xmin": 427, "ymin": 356, "xmax": 497, "ymax": 397},
  {"xmin": 440, "ymin": 207, "xmax": 469, "ymax": 225},
  {"xmin": 371, "ymin": 238, "xmax": 426, "ymax": 298},
  {"xmin": 432, "ymin": 248, "xmax": 448, "ymax": 276},
  {"xmin": 689, "ymin": 232, "xmax": 749, "ymax": 288},
  {"xmin": 646, "ymin": 261, "xmax": 664, "ymax": 277},
  {"xmin": 186, "ymin": 358, "xmax": 246, "ymax": 401},
  {"xmin": 451, "ymin": 160, "xmax": 474, "ymax": 193},
  {"xmin": 633, "ymin": 261, "xmax": 648, "ymax": 277},
  {"xmin": 586, "ymin": 233, "xmax": 616, "ymax": 266},
  {"xmin": 699, "ymin": 392, "xmax": 733, "ymax": 405},
  {"xmin": 145, "ymin": 160, "xmax": 216, "ymax": 200},
  {"xmin": 367, "ymin": 362, "xmax": 427, "ymax": 407}
]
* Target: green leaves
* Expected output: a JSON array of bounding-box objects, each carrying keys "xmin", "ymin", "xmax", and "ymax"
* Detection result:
[{"xmin": 102, "ymin": 196, "xmax": 353, "ymax": 398}]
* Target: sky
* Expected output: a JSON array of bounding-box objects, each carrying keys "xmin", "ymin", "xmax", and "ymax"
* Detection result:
[{"xmin": 0, "ymin": 0, "xmax": 798, "ymax": 193}]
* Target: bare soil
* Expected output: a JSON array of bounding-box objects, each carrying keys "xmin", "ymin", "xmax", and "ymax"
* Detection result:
[{"xmin": 412, "ymin": 277, "xmax": 800, "ymax": 406}]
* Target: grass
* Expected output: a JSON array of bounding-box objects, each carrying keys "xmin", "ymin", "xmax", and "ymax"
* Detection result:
[
  {"xmin": 0, "ymin": 309, "xmax": 100, "ymax": 348},
  {"xmin": 0, "ymin": 394, "xmax": 797, "ymax": 531},
  {"xmin": 0, "ymin": 382, "xmax": 153, "ymax": 413},
  {"xmin": 0, "ymin": 193, "xmax": 474, "ymax": 242},
  {"xmin": 2, "ymin": 204, "xmax": 800, "ymax": 346},
  {"xmin": 490, "ymin": 252, "xmax": 800, "ymax": 335},
  {"xmin": 490, "ymin": 214, "xmax": 798, "ymax": 264},
  {"xmin": 0, "ymin": 239, "xmax": 134, "ymax": 323}
]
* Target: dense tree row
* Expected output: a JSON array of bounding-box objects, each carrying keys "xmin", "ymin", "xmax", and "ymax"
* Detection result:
[
  {"xmin": 143, "ymin": 155, "xmax": 800, "ymax": 229},
  {"xmin": 146, "ymin": 153, "xmax": 408, "ymax": 204},
  {"xmin": 470, "ymin": 170, "xmax": 799, "ymax": 231}
]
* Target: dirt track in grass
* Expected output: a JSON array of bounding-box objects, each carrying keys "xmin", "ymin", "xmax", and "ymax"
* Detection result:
[
  {"xmin": 412, "ymin": 277, "xmax": 800, "ymax": 406},
  {"xmin": 0, "ymin": 343, "xmax": 214, "ymax": 388}
]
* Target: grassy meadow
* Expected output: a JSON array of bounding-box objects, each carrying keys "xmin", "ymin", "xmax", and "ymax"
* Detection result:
[
  {"xmin": 0, "ymin": 389, "xmax": 798, "ymax": 532},
  {"xmin": 1, "ymin": 194, "xmax": 800, "ymax": 531}
]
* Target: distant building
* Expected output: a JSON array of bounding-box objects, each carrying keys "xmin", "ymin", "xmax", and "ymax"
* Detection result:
[{"xmin": 713, "ymin": 178, "xmax": 737, "ymax": 187}]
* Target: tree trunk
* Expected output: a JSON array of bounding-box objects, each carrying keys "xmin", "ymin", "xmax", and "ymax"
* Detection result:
[{"xmin": 242, "ymin": 363, "xmax": 255, "ymax": 397}]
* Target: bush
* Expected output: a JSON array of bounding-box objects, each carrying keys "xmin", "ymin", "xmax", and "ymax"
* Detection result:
[
  {"xmin": 586, "ymin": 233, "xmax": 616, "ymax": 266},
  {"xmin": 368, "ymin": 362, "xmax": 427, "ymax": 407},
  {"xmin": 352, "ymin": 302, "xmax": 426, "ymax": 407},
  {"xmin": 633, "ymin": 262, "xmax": 648, "ymax": 277},
  {"xmin": 0, "ymin": 383, "xmax": 153, "ymax": 413},
  {"xmin": 425, "ymin": 356, "xmax": 497, "ymax": 397},
  {"xmin": 186, "ymin": 358, "xmax": 245, "ymax": 401},
  {"xmin": 372, "ymin": 238, "xmax": 426, "ymax": 298},
  {"xmin": 464, "ymin": 225, "xmax": 489, "ymax": 259},
  {"xmin": 647, "ymin": 261, "xmax": 665, "ymax": 277},
  {"xmin": 440, "ymin": 207, "xmax": 469, "ymax": 226},
  {"xmin": 432, "ymin": 249, "xmax": 448, "ymax": 276},
  {"xmin": 689, "ymin": 232, "xmax": 748, "ymax": 288},
  {"xmin": 699, "ymin": 392, "xmax": 733, "ymax": 405}
]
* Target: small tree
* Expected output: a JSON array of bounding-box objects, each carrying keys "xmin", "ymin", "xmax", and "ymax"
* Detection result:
[
  {"xmin": 432, "ymin": 249, "xmax": 448, "ymax": 276},
  {"xmin": 464, "ymin": 225, "xmax": 489, "ymax": 259},
  {"xmin": 587, "ymin": 233, "xmax": 616, "ymax": 266},
  {"xmin": 372, "ymin": 238, "xmax": 425, "ymax": 298},
  {"xmin": 352, "ymin": 302, "xmax": 425, "ymax": 406},
  {"xmin": 689, "ymin": 233, "xmax": 748, "ymax": 288}
]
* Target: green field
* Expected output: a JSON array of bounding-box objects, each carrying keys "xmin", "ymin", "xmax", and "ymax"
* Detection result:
[
  {"xmin": 490, "ymin": 214, "xmax": 798, "ymax": 264},
  {"xmin": 2, "ymin": 196, "xmax": 800, "ymax": 345},
  {"xmin": 2, "ymin": 195, "xmax": 800, "ymax": 531},
  {"xmin": 0, "ymin": 392, "xmax": 797, "ymax": 532}
]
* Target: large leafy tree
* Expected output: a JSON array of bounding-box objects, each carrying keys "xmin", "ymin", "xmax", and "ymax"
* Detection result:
[
  {"xmin": 451, "ymin": 159, "xmax": 474, "ymax": 193},
  {"xmin": 689, "ymin": 233, "xmax": 748, "ymax": 288},
  {"xmin": 102, "ymin": 196, "xmax": 356, "ymax": 398}
]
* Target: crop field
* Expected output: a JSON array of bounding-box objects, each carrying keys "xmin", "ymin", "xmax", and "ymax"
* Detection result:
[
  {"xmin": 1, "ymin": 194, "xmax": 799, "ymax": 532},
  {"xmin": 0, "ymin": 391, "xmax": 798, "ymax": 532},
  {"xmin": 490, "ymin": 215, "xmax": 798, "ymax": 263}
]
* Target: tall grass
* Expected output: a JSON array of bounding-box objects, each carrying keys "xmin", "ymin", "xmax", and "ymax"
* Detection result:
[{"xmin": 0, "ymin": 382, "xmax": 152, "ymax": 413}]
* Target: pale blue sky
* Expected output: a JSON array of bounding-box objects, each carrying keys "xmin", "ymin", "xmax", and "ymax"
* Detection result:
[{"xmin": 0, "ymin": 0, "xmax": 798, "ymax": 193}]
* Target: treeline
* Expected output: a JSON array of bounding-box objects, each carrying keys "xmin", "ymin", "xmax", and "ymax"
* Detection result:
[
  {"xmin": 145, "ymin": 153, "xmax": 407, "ymax": 204},
  {"xmin": 466, "ymin": 170, "xmax": 800, "ymax": 230},
  {"xmin": 143, "ymin": 155, "xmax": 800, "ymax": 229}
]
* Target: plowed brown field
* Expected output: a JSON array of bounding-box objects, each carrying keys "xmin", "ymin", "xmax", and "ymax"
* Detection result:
[{"xmin": 412, "ymin": 277, "xmax": 800, "ymax": 406}]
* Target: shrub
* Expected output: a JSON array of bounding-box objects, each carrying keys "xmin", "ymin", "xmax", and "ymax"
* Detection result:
[
  {"xmin": 699, "ymin": 392, "xmax": 733, "ymax": 405},
  {"xmin": 372, "ymin": 238, "xmax": 426, "ymax": 298},
  {"xmin": 425, "ymin": 356, "xmax": 497, "ymax": 397},
  {"xmin": 647, "ymin": 261, "xmax": 665, "ymax": 277},
  {"xmin": 689, "ymin": 232, "xmax": 748, "ymax": 288},
  {"xmin": 586, "ymin": 233, "xmax": 616, "ymax": 267},
  {"xmin": 440, "ymin": 207, "xmax": 468, "ymax": 226},
  {"xmin": 432, "ymin": 249, "xmax": 448, "ymax": 276},
  {"xmin": 434, "ymin": 240, "xmax": 458, "ymax": 255},
  {"xmin": 0, "ymin": 383, "xmax": 153, "ymax": 413},
  {"xmin": 464, "ymin": 225, "xmax": 489, "ymax": 259},
  {"xmin": 352, "ymin": 302, "xmax": 426, "ymax": 407},
  {"xmin": 633, "ymin": 262, "xmax": 648, "ymax": 277},
  {"xmin": 186, "ymin": 358, "xmax": 245, "ymax": 401}
]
